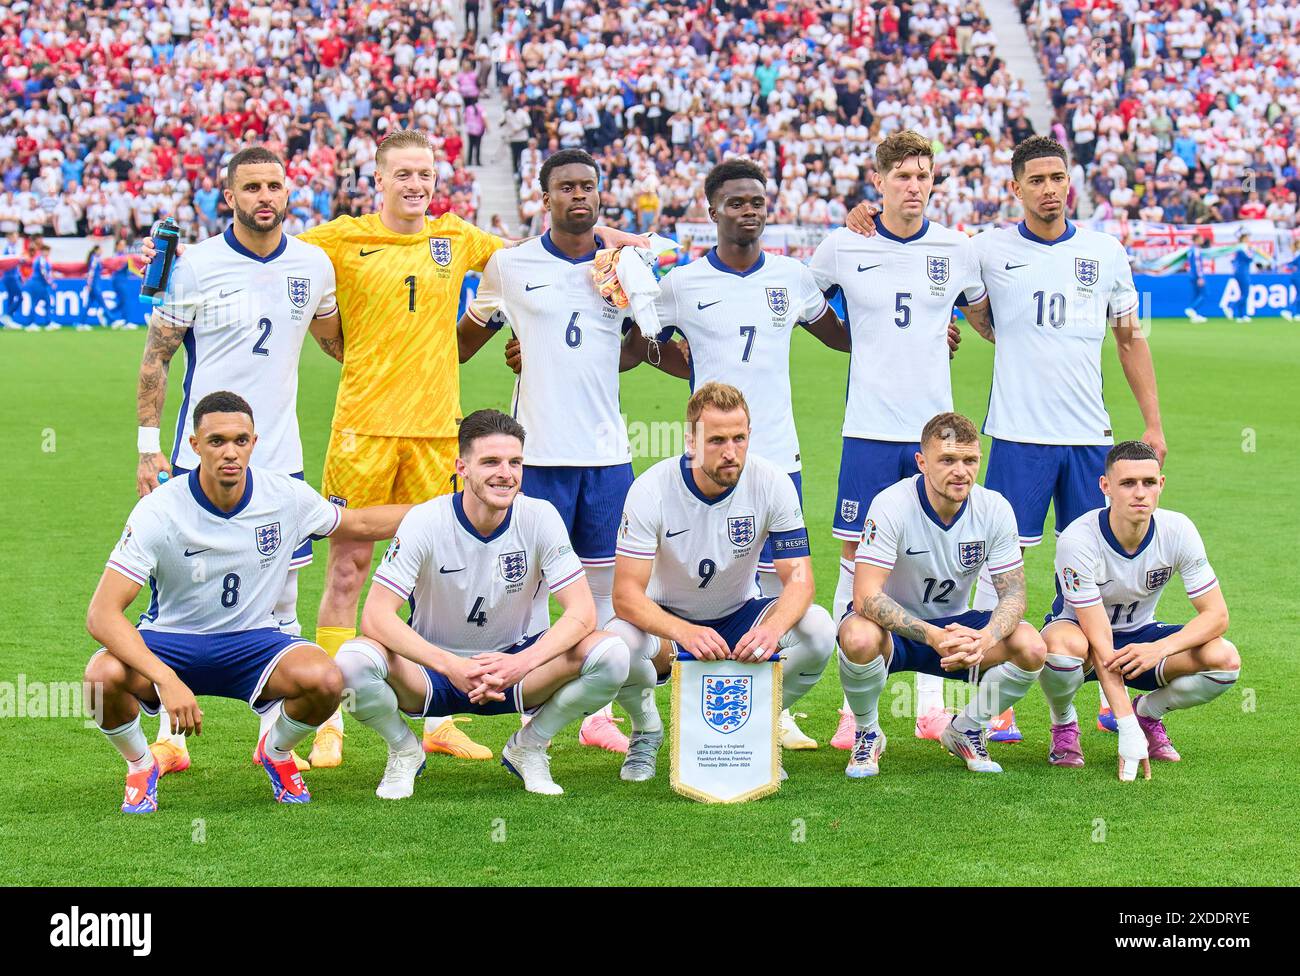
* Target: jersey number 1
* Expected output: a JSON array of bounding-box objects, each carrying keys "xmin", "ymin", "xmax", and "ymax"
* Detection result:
[{"xmin": 405, "ymin": 276, "xmax": 417, "ymax": 313}]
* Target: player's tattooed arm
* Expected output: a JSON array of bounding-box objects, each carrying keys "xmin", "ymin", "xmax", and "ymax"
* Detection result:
[
  {"xmin": 859, "ymin": 591, "xmax": 935, "ymax": 645},
  {"xmin": 309, "ymin": 311, "xmax": 344, "ymax": 363},
  {"xmin": 137, "ymin": 314, "xmax": 187, "ymax": 427},
  {"xmin": 987, "ymin": 566, "xmax": 1028, "ymax": 642},
  {"xmin": 958, "ymin": 296, "xmax": 995, "ymax": 343}
]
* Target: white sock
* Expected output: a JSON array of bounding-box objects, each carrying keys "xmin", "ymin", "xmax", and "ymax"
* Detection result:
[
  {"xmin": 915, "ymin": 672, "xmax": 945, "ymax": 714},
  {"xmin": 517, "ymin": 636, "xmax": 629, "ymax": 745},
  {"xmin": 266, "ymin": 709, "xmax": 316, "ymax": 761},
  {"xmin": 259, "ymin": 701, "xmax": 281, "ymax": 741},
  {"xmin": 616, "ymin": 654, "xmax": 663, "ymax": 733},
  {"xmin": 275, "ymin": 568, "xmax": 301, "ymax": 636},
  {"xmin": 777, "ymin": 605, "xmax": 834, "ymax": 709},
  {"xmin": 756, "ymin": 566, "xmax": 783, "ymax": 598},
  {"xmin": 337, "ymin": 641, "xmax": 421, "ymax": 752},
  {"xmin": 318, "ymin": 708, "xmax": 343, "ymax": 733},
  {"xmin": 584, "ymin": 562, "xmax": 615, "ymax": 628},
  {"xmin": 832, "ymin": 557, "xmax": 855, "ymax": 623},
  {"xmin": 838, "ymin": 652, "xmax": 887, "ymax": 731},
  {"xmin": 424, "ymin": 715, "xmax": 449, "ymax": 733},
  {"xmin": 607, "ymin": 618, "xmax": 664, "ymax": 733},
  {"xmin": 955, "ymin": 661, "xmax": 1042, "ymax": 733},
  {"xmin": 1040, "ymin": 653, "xmax": 1086, "ymax": 725},
  {"xmin": 154, "ymin": 704, "xmax": 185, "ymax": 746},
  {"xmin": 1098, "ymin": 685, "xmax": 1112, "ymax": 710},
  {"xmin": 1136, "ymin": 669, "xmax": 1239, "ymax": 719},
  {"xmin": 101, "ymin": 715, "xmax": 154, "ymax": 772}
]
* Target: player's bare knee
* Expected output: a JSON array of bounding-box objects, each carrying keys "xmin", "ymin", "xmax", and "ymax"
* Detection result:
[
  {"xmin": 1043, "ymin": 623, "xmax": 1088, "ymax": 659},
  {"xmin": 1012, "ymin": 624, "xmax": 1047, "ymax": 671},
  {"xmin": 838, "ymin": 617, "xmax": 884, "ymax": 664},
  {"xmin": 1202, "ymin": 637, "xmax": 1240, "ymax": 673},
  {"xmin": 84, "ymin": 651, "xmax": 127, "ymax": 691}
]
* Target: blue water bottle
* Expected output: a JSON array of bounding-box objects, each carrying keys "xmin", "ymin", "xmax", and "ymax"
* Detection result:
[{"xmin": 140, "ymin": 218, "xmax": 181, "ymax": 302}]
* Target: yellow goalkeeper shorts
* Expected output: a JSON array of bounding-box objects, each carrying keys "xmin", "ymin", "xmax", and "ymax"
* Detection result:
[{"xmin": 321, "ymin": 430, "xmax": 458, "ymax": 509}]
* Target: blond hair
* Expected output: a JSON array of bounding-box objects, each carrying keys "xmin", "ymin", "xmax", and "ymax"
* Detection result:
[
  {"xmin": 375, "ymin": 129, "xmax": 435, "ymax": 169},
  {"xmin": 686, "ymin": 382, "xmax": 750, "ymax": 425},
  {"xmin": 875, "ymin": 130, "xmax": 935, "ymax": 176}
]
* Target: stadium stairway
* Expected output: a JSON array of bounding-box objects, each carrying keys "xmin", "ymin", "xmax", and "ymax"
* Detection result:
[
  {"xmin": 470, "ymin": 82, "xmax": 520, "ymax": 232},
  {"xmin": 982, "ymin": 0, "xmax": 1054, "ymax": 134}
]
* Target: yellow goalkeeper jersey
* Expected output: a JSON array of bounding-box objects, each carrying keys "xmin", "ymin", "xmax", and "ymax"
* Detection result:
[{"xmin": 300, "ymin": 212, "xmax": 505, "ymax": 438}]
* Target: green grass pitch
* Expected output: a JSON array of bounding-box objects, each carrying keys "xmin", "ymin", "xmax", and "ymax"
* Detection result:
[{"xmin": 1, "ymin": 318, "xmax": 1294, "ymax": 886}]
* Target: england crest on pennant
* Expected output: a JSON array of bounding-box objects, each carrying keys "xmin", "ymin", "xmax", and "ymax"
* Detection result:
[
  {"xmin": 429, "ymin": 237, "xmax": 452, "ymax": 267},
  {"xmin": 702, "ymin": 675, "xmax": 752, "ymax": 734},
  {"xmin": 287, "ymin": 277, "xmax": 310, "ymax": 309},
  {"xmin": 958, "ymin": 540, "xmax": 985, "ymax": 569},
  {"xmin": 1146, "ymin": 567, "xmax": 1172, "ymax": 590},
  {"xmin": 765, "ymin": 287, "xmax": 789, "ymax": 315},
  {"xmin": 499, "ymin": 550, "xmax": 527, "ymax": 583},
  {"xmin": 927, "ymin": 255, "xmax": 950, "ymax": 285},
  {"xmin": 1075, "ymin": 258, "xmax": 1099, "ymax": 286},
  {"xmin": 727, "ymin": 516, "xmax": 756, "ymax": 547},
  {"xmin": 255, "ymin": 522, "xmax": 282, "ymax": 556}
]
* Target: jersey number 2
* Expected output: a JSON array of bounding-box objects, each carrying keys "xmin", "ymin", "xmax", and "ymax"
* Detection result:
[{"xmin": 251, "ymin": 318, "xmax": 272, "ymax": 356}]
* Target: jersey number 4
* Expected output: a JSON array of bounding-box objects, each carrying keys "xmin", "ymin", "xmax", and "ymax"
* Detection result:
[{"xmin": 467, "ymin": 596, "xmax": 488, "ymax": 627}]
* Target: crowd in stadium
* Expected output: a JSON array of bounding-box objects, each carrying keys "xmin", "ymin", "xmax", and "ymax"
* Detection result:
[
  {"xmin": 1023, "ymin": 0, "xmax": 1300, "ymax": 226},
  {"xmin": 1, "ymin": 0, "xmax": 1298, "ymax": 299}
]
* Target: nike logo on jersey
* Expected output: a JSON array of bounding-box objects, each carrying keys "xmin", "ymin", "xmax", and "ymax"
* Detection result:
[
  {"xmin": 525, "ymin": 283, "xmax": 549, "ymax": 292},
  {"xmin": 905, "ymin": 547, "xmax": 929, "ymax": 555},
  {"xmin": 857, "ymin": 264, "xmax": 881, "ymax": 272},
  {"xmin": 666, "ymin": 529, "xmax": 690, "ymax": 538},
  {"xmin": 697, "ymin": 300, "xmax": 721, "ymax": 310},
  {"xmin": 359, "ymin": 248, "xmax": 385, "ymax": 257},
  {"xmin": 218, "ymin": 289, "xmax": 241, "ymax": 298},
  {"xmin": 1004, "ymin": 262, "xmax": 1028, "ymax": 271},
  {"xmin": 1097, "ymin": 579, "xmax": 1114, "ymax": 586},
  {"xmin": 439, "ymin": 566, "xmax": 465, "ymax": 574},
  {"xmin": 183, "ymin": 547, "xmax": 211, "ymax": 557}
]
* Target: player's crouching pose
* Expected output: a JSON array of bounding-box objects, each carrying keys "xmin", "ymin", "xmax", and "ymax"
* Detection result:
[
  {"xmin": 336, "ymin": 410, "xmax": 632, "ymax": 797},
  {"xmin": 85, "ymin": 392, "xmax": 410, "ymax": 812},
  {"xmin": 607, "ymin": 383, "xmax": 836, "ymax": 782},
  {"xmin": 1040, "ymin": 441, "xmax": 1239, "ymax": 778},
  {"xmin": 836, "ymin": 413, "xmax": 1046, "ymax": 777}
]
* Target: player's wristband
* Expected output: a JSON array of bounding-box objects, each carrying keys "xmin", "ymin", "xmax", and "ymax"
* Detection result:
[{"xmin": 138, "ymin": 426, "xmax": 162, "ymax": 455}]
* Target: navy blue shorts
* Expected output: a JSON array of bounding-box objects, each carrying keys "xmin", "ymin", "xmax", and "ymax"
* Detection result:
[
  {"xmin": 173, "ymin": 465, "xmax": 313, "ymax": 566},
  {"xmin": 870, "ymin": 609, "xmax": 993, "ymax": 679},
  {"xmin": 409, "ymin": 633, "xmax": 543, "ymax": 718},
  {"xmin": 117, "ymin": 627, "xmax": 313, "ymax": 713},
  {"xmin": 1072, "ymin": 620, "xmax": 1183, "ymax": 692},
  {"xmin": 985, "ymin": 439, "xmax": 1109, "ymax": 547},
  {"xmin": 523, "ymin": 462, "xmax": 633, "ymax": 563},
  {"xmin": 833, "ymin": 438, "xmax": 920, "ymax": 541},
  {"xmin": 758, "ymin": 471, "xmax": 803, "ymax": 570},
  {"xmin": 670, "ymin": 597, "xmax": 777, "ymax": 657}
]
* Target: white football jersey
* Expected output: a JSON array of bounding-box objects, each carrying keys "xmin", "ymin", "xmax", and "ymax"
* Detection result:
[
  {"xmin": 156, "ymin": 227, "xmax": 338, "ymax": 472},
  {"xmin": 467, "ymin": 233, "xmax": 634, "ymax": 466},
  {"xmin": 656, "ymin": 250, "xmax": 828, "ymax": 473},
  {"xmin": 808, "ymin": 220, "xmax": 985, "ymax": 441},
  {"xmin": 1052, "ymin": 508, "xmax": 1218, "ymax": 632},
  {"xmin": 108, "ymin": 468, "xmax": 342, "ymax": 634},
  {"xmin": 371, "ymin": 492, "xmax": 584, "ymax": 657},
  {"xmin": 972, "ymin": 222, "xmax": 1139, "ymax": 445},
  {"xmin": 855, "ymin": 476, "xmax": 1022, "ymax": 620},
  {"xmin": 616, "ymin": 453, "xmax": 808, "ymax": 621}
]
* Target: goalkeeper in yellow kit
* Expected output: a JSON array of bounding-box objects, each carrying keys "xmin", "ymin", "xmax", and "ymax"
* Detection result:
[{"xmin": 302, "ymin": 131, "xmax": 646, "ymax": 765}]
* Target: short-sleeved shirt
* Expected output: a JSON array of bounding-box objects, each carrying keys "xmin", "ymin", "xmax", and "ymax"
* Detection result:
[
  {"xmin": 1053, "ymin": 508, "xmax": 1218, "ymax": 632},
  {"xmin": 655, "ymin": 249, "xmax": 828, "ymax": 473},
  {"xmin": 299, "ymin": 212, "xmax": 505, "ymax": 438},
  {"xmin": 156, "ymin": 227, "xmax": 338, "ymax": 471},
  {"xmin": 616, "ymin": 453, "xmax": 809, "ymax": 620},
  {"xmin": 971, "ymin": 222, "xmax": 1139, "ymax": 446},
  {"xmin": 809, "ymin": 220, "xmax": 986, "ymax": 442},
  {"xmin": 108, "ymin": 468, "xmax": 341, "ymax": 633},
  {"xmin": 371, "ymin": 492, "xmax": 583, "ymax": 657},
  {"xmin": 855, "ymin": 476, "xmax": 1022, "ymax": 620}
]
